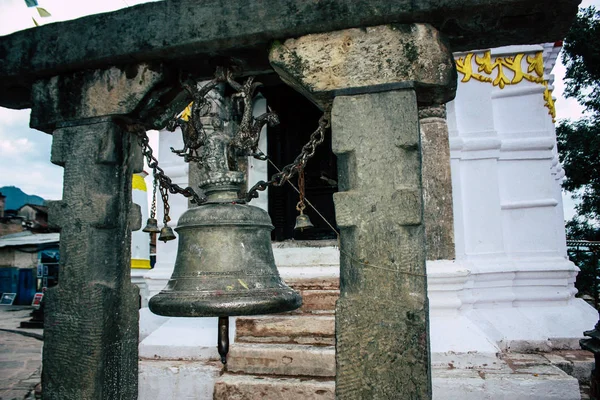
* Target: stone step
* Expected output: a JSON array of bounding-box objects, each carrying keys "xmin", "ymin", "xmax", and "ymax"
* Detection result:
[
  {"xmin": 285, "ymin": 277, "xmax": 339, "ymax": 291},
  {"xmin": 214, "ymin": 374, "xmax": 335, "ymax": 400},
  {"xmin": 236, "ymin": 315, "xmax": 335, "ymax": 346},
  {"xmin": 217, "ymin": 351, "xmax": 581, "ymax": 400},
  {"xmin": 433, "ymin": 353, "xmax": 581, "ymax": 400},
  {"xmin": 541, "ymin": 349, "xmax": 594, "ymax": 385},
  {"xmin": 286, "ymin": 289, "xmax": 339, "ymax": 315},
  {"xmin": 277, "ymin": 277, "xmax": 340, "ymax": 314},
  {"xmin": 138, "ymin": 360, "xmax": 221, "ymax": 400},
  {"xmin": 226, "ymin": 343, "xmax": 335, "ymax": 377}
]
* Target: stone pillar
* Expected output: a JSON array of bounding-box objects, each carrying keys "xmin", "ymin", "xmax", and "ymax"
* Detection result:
[
  {"xmin": 419, "ymin": 105, "xmax": 455, "ymax": 261},
  {"xmin": 131, "ymin": 172, "xmax": 151, "ymax": 308},
  {"xmin": 333, "ymin": 90, "xmax": 431, "ymax": 398},
  {"xmin": 270, "ymin": 24, "xmax": 456, "ymax": 399},
  {"xmin": 29, "ymin": 64, "xmax": 167, "ymax": 400}
]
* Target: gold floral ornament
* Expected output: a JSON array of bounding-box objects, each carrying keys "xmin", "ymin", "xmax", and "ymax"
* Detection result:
[
  {"xmin": 455, "ymin": 50, "xmax": 556, "ymax": 122},
  {"xmin": 542, "ymin": 82, "xmax": 556, "ymax": 121}
]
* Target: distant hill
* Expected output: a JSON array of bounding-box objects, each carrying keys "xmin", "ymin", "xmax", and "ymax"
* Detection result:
[{"xmin": 0, "ymin": 186, "xmax": 45, "ymax": 210}]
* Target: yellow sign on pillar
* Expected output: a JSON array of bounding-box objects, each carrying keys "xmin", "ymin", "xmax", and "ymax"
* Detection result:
[{"xmin": 131, "ymin": 173, "xmax": 151, "ymax": 269}]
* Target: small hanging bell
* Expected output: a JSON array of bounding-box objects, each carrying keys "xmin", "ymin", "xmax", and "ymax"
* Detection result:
[
  {"xmin": 158, "ymin": 225, "xmax": 176, "ymax": 242},
  {"xmin": 142, "ymin": 218, "xmax": 160, "ymax": 233},
  {"xmin": 293, "ymin": 168, "xmax": 313, "ymax": 232},
  {"xmin": 294, "ymin": 212, "xmax": 314, "ymax": 231}
]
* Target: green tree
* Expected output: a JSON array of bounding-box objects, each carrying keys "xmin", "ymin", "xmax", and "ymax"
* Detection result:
[
  {"xmin": 566, "ymin": 219, "xmax": 600, "ymax": 306},
  {"xmin": 557, "ymin": 7, "xmax": 600, "ymax": 304},
  {"xmin": 557, "ymin": 6, "xmax": 600, "ymax": 235}
]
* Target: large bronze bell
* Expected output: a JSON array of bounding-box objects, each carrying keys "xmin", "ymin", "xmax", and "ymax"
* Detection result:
[
  {"xmin": 147, "ymin": 73, "xmax": 307, "ymax": 365},
  {"xmin": 149, "ymin": 78, "xmax": 301, "ymax": 318},
  {"xmin": 149, "ymin": 199, "xmax": 302, "ymax": 317}
]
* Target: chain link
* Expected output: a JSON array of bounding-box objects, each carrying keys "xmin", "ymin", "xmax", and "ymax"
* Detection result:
[
  {"xmin": 150, "ymin": 175, "xmax": 158, "ymax": 219},
  {"xmin": 246, "ymin": 110, "xmax": 330, "ymax": 202},
  {"xmin": 134, "ymin": 129, "xmax": 205, "ymax": 207},
  {"xmin": 296, "ymin": 168, "xmax": 306, "ymax": 213},
  {"xmin": 159, "ymin": 186, "xmax": 171, "ymax": 224}
]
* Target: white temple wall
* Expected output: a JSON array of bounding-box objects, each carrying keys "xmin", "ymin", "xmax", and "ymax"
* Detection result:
[{"xmin": 443, "ymin": 44, "xmax": 595, "ymax": 353}]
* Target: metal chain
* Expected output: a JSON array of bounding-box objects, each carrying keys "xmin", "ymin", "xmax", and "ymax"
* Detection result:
[
  {"xmin": 134, "ymin": 129, "xmax": 205, "ymax": 206},
  {"xmin": 130, "ymin": 67, "xmax": 328, "ymax": 209},
  {"xmin": 296, "ymin": 168, "xmax": 306, "ymax": 213},
  {"xmin": 150, "ymin": 175, "xmax": 158, "ymax": 219},
  {"xmin": 246, "ymin": 111, "xmax": 330, "ymax": 202},
  {"xmin": 159, "ymin": 185, "xmax": 171, "ymax": 224}
]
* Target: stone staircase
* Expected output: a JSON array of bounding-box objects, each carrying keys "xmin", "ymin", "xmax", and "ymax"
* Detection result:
[
  {"xmin": 213, "ymin": 273, "xmax": 593, "ymax": 400},
  {"xmin": 214, "ymin": 277, "xmax": 338, "ymax": 400}
]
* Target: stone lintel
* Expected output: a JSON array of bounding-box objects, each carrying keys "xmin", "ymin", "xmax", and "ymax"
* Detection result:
[
  {"xmin": 30, "ymin": 63, "xmax": 186, "ymax": 132},
  {"xmin": 269, "ymin": 24, "xmax": 457, "ymax": 109}
]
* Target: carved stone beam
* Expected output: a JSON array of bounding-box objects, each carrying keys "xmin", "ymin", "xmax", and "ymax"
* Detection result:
[
  {"xmin": 270, "ymin": 24, "xmax": 456, "ymax": 109},
  {"xmin": 269, "ymin": 24, "xmax": 456, "ymax": 399}
]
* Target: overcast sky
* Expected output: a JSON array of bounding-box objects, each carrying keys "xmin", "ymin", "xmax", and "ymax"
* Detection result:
[
  {"xmin": 0, "ymin": 0, "xmax": 598, "ymax": 221},
  {"xmin": 0, "ymin": 0, "xmax": 160, "ymax": 200}
]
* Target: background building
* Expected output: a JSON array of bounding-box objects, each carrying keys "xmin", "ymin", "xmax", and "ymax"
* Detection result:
[{"xmin": 0, "ymin": 231, "xmax": 58, "ymax": 305}]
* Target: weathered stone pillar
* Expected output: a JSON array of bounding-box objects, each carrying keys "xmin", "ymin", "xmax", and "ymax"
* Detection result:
[
  {"xmin": 29, "ymin": 65, "xmax": 167, "ymax": 400},
  {"xmin": 270, "ymin": 24, "xmax": 456, "ymax": 399},
  {"xmin": 419, "ymin": 105, "xmax": 455, "ymax": 261},
  {"xmin": 333, "ymin": 91, "xmax": 430, "ymax": 398}
]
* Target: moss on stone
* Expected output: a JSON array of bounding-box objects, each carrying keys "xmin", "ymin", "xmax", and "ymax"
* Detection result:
[
  {"xmin": 388, "ymin": 23, "xmax": 413, "ymax": 34},
  {"xmin": 403, "ymin": 42, "xmax": 419, "ymax": 64},
  {"xmin": 287, "ymin": 50, "xmax": 308, "ymax": 78},
  {"xmin": 269, "ymin": 40, "xmax": 284, "ymax": 53},
  {"xmin": 269, "ymin": 41, "xmax": 307, "ymax": 78}
]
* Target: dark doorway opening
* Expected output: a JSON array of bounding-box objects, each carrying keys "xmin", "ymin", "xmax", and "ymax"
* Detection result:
[{"xmin": 261, "ymin": 83, "xmax": 338, "ymax": 241}]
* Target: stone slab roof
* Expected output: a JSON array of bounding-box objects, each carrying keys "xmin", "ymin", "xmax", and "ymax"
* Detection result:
[{"xmin": 0, "ymin": 0, "xmax": 579, "ymax": 109}]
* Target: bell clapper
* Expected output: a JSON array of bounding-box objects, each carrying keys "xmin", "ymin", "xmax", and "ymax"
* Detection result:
[{"xmin": 217, "ymin": 316, "xmax": 229, "ymax": 365}]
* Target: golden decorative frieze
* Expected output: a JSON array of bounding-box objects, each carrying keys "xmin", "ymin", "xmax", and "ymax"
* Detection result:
[
  {"xmin": 542, "ymin": 82, "xmax": 556, "ymax": 122},
  {"xmin": 455, "ymin": 50, "xmax": 556, "ymax": 122}
]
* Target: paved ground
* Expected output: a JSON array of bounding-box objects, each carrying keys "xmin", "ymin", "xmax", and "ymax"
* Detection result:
[
  {"xmin": 0, "ymin": 305, "xmax": 595, "ymax": 399},
  {"xmin": 0, "ymin": 306, "xmax": 43, "ymax": 400}
]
